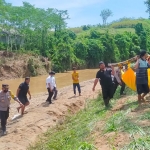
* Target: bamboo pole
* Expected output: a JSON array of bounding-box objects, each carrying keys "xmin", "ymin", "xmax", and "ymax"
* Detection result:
[{"xmin": 108, "ymin": 55, "xmax": 150, "ymax": 67}]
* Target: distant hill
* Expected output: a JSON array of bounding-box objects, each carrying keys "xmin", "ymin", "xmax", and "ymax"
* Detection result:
[{"xmin": 69, "ymin": 19, "xmax": 150, "ymax": 35}]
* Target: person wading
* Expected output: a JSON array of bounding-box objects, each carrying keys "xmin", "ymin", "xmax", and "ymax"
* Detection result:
[
  {"xmin": 0, "ymin": 84, "xmax": 23, "ymax": 136},
  {"xmin": 135, "ymin": 50, "xmax": 149, "ymax": 104},
  {"xmin": 92, "ymin": 61, "xmax": 114, "ymax": 107},
  {"xmin": 72, "ymin": 67, "xmax": 81, "ymax": 96},
  {"xmin": 46, "ymin": 71, "xmax": 55, "ymax": 104},
  {"xmin": 16, "ymin": 77, "xmax": 31, "ymax": 115}
]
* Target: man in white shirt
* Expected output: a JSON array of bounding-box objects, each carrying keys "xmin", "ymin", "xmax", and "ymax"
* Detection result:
[
  {"xmin": 52, "ymin": 72, "xmax": 58, "ymax": 100},
  {"xmin": 46, "ymin": 71, "xmax": 55, "ymax": 104}
]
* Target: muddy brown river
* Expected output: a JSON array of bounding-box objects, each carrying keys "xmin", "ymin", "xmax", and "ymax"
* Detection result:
[{"xmin": 0, "ymin": 69, "xmax": 98, "ymax": 95}]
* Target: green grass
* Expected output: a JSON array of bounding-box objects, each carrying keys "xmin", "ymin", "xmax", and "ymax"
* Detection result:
[
  {"xmin": 28, "ymin": 87, "xmax": 139, "ymax": 150},
  {"xmin": 121, "ymin": 136, "xmax": 150, "ymax": 150},
  {"xmin": 28, "ymin": 96, "xmax": 109, "ymax": 150}
]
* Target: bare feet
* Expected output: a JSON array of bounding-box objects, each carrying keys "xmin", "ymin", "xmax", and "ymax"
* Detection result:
[
  {"xmin": 79, "ymin": 93, "xmax": 81, "ymax": 96},
  {"xmin": 141, "ymin": 97, "xmax": 146, "ymax": 103},
  {"xmin": 17, "ymin": 107, "xmax": 20, "ymax": 113}
]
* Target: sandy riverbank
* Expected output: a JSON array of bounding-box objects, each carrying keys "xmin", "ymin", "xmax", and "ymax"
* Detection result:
[{"xmin": 0, "ymin": 79, "xmax": 100, "ymax": 150}]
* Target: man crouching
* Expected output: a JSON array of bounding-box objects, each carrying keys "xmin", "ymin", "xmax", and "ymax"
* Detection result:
[{"xmin": 0, "ymin": 84, "xmax": 23, "ymax": 136}]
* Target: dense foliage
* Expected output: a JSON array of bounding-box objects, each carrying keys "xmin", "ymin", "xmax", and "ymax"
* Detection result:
[{"xmin": 0, "ymin": 0, "xmax": 150, "ymax": 72}]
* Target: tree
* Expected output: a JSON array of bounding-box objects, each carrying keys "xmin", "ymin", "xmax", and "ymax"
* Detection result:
[
  {"xmin": 144, "ymin": 0, "xmax": 150, "ymax": 19},
  {"xmin": 100, "ymin": 9, "xmax": 113, "ymax": 26}
]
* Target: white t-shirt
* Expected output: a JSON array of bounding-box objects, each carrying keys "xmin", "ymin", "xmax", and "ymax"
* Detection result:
[{"xmin": 46, "ymin": 76, "xmax": 55, "ymax": 89}]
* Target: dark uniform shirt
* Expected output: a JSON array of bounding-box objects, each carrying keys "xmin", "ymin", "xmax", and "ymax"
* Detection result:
[
  {"xmin": 18, "ymin": 82, "xmax": 29, "ymax": 98},
  {"xmin": 96, "ymin": 68, "xmax": 112, "ymax": 87}
]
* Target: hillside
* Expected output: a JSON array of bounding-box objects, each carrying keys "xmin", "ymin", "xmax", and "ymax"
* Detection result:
[
  {"xmin": 69, "ymin": 19, "xmax": 150, "ymax": 35},
  {"xmin": 0, "ymin": 51, "xmax": 51, "ymax": 80}
]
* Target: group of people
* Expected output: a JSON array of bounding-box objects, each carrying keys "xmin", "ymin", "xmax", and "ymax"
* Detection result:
[
  {"xmin": 0, "ymin": 77, "xmax": 31, "ymax": 136},
  {"xmin": 1, "ymin": 50, "xmax": 149, "ymax": 136},
  {"xmin": 46, "ymin": 67, "xmax": 81, "ymax": 104},
  {"xmin": 92, "ymin": 50, "xmax": 150, "ymax": 108},
  {"xmin": 0, "ymin": 67, "xmax": 81, "ymax": 136},
  {"xmin": 92, "ymin": 61, "xmax": 126, "ymax": 107}
]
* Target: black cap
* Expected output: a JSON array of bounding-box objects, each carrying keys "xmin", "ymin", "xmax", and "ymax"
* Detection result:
[
  {"xmin": 99, "ymin": 61, "xmax": 104, "ymax": 65},
  {"xmin": 49, "ymin": 71, "xmax": 55, "ymax": 75},
  {"xmin": 2, "ymin": 84, "xmax": 9, "ymax": 88}
]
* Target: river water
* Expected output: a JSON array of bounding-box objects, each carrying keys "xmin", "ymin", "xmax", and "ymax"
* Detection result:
[{"xmin": 0, "ymin": 69, "xmax": 98, "ymax": 95}]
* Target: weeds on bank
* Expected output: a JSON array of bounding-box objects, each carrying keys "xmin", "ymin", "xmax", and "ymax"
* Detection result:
[
  {"xmin": 28, "ymin": 96, "xmax": 107, "ymax": 150},
  {"xmin": 121, "ymin": 136, "xmax": 150, "ymax": 150},
  {"xmin": 104, "ymin": 111, "xmax": 145, "ymax": 135}
]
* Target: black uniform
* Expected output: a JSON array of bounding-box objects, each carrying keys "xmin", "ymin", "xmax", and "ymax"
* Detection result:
[{"xmin": 96, "ymin": 68, "xmax": 114, "ymax": 107}]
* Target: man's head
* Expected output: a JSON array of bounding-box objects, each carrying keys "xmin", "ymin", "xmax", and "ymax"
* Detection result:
[
  {"xmin": 99, "ymin": 61, "xmax": 105, "ymax": 70},
  {"xmin": 49, "ymin": 71, "xmax": 55, "ymax": 76},
  {"xmin": 140, "ymin": 50, "xmax": 147, "ymax": 59},
  {"xmin": 25, "ymin": 77, "xmax": 30, "ymax": 84},
  {"xmin": 2, "ymin": 84, "xmax": 9, "ymax": 93},
  {"xmin": 73, "ymin": 67, "xmax": 76, "ymax": 72}
]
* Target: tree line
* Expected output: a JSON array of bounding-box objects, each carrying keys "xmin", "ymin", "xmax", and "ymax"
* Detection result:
[{"xmin": 0, "ymin": 0, "xmax": 150, "ymax": 72}]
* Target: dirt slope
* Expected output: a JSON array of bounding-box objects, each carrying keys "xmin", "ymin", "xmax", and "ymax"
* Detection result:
[{"xmin": 0, "ymin": 51, "xmax": 50, "ymax": 80}]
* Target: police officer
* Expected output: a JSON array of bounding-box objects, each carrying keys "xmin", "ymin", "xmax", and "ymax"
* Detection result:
[{"xmin": 0, "ymin": 84, "xmax": 23, "ymax": 136}]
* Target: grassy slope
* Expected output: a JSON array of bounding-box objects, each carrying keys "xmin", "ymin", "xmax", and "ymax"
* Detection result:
[
  {"xmin": 70, "ymin": 19, "xmax": 150, "ymax": 36},
  {"xmin": 28, "ymin": 88, "xmax": 139, "ymax": 150}
]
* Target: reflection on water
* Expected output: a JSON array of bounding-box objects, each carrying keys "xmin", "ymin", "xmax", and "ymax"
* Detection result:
[{"xmin": 0, "ymin": 69, "xmax": 98, "ymax": 95}]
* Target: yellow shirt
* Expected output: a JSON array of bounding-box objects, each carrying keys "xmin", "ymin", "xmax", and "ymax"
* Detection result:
[{"xmin": 72, "ymin": 72, "xmax": 79, "ymax": 83}]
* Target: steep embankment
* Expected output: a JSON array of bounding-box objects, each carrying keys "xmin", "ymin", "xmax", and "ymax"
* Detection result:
[{"xmin": 0, "ymin": 51, "xmax": 51, "ymax": 80}]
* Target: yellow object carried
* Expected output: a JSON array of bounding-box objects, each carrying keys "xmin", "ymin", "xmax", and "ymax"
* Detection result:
[
  {"xmin": 121, "ymin": 68, "xmax": 136, "ymax": 91},
  {"xmin": 147, "ymin": 69, "xmax": 150, "ymax": 88}
]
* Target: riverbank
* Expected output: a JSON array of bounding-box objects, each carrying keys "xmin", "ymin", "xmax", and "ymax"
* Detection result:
[
  {"xmin": 0, "ymin": 79, "xmax": 100, "ymax": 150},
  {"xmin": 0, "ymin": 51, "xmax": 50, "ymax": 80}
]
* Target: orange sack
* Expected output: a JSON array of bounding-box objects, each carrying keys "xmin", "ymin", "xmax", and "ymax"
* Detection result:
[{"xmin": 121, "ymin": 68, "xmax": 136, "ymax": 91}]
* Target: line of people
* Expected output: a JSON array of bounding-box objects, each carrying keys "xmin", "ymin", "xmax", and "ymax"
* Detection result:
[{"xmin": 0, "ymin": 67, "xmax": 82, "ymax": 136}]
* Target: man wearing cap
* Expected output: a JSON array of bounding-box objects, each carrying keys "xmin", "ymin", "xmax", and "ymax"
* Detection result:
[
  {"xmin": 92, "ymin": 61, "xmax": 114, "ymax": 107},
  {"xmin": 46, "ymin": 71, "xmax": 55, "ymax": 104},
  {"xmin": 0, "ymin": 84, "xmax": 23, "ymax": 136}
]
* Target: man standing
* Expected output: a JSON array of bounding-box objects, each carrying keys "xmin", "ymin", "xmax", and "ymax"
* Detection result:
[
  {"xmin": 72, "ymin": 67, "xmax": 81, "ymax": 96},
  {"xmin": 52, "ymin": 72, "xmax": 58, "ymax": 100},
  {"xmin": 46, "ymin": 72, "xmax": 55, "ymax": 104},
  {"xmin": 0, "ymin": 84, "xmax": 23, "ymax": 136},
  {"xmin": 16, "ymin": 77, "xmax": 31, "ymax": 115},
  {"xmin": 92, "ymin": 61, "xmax": 114, "ymax": 107},
  {"xmin": 135, "ymin": 50, "xmax": 149, "ymax": 104},
  {"xmin": 113, "ymin": 65, "xmax": 126, "ymax": 96}
]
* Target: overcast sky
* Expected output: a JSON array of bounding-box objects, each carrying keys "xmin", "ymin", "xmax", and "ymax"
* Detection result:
[{"xmin": 6, "ymin": 0, "xmax": 148, "ymax": 27}]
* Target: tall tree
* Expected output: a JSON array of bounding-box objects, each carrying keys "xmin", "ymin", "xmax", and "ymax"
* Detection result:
[
  {"xmin": 100, "ymin": 9, "xmax": 112, "ymax": 26},
  {"xmin": 145, "ymin": 0, "xmax": 150, "ymax": 19}
]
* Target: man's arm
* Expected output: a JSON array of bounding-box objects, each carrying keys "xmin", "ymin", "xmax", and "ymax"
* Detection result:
[
  {"xmin": 114, "ymin": 70, "xmax": 122, "ymax": 85},
  {"xmin": 111, "ymin": 66, "xmax": 115, "ymax": 75},
  {"xmin": 72, "ymin": 74, "xmax": 75, "ymax": 80},
  {"xmin": 10, "ymin": 90, "xmax": 23, "ymax": 106},
  {"xmin": 135, "ymin": 58, "xmax": 139, "ymax": 70},
  {"xmin": 16, "ymin": 88, "xmax": 20, "ymax": 97},
  {"xmin": 92, "ymin": 78, "xmax": 99, "ymax": 91},
  {"xmin": 27, "ymin": 89, "xmax": 31, "ymax": 99}
]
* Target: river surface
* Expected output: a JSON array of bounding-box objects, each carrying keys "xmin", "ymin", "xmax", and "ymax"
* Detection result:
[{"xmin": 0, "ymin": 69, "xmax": 98, "ymax": 95}]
